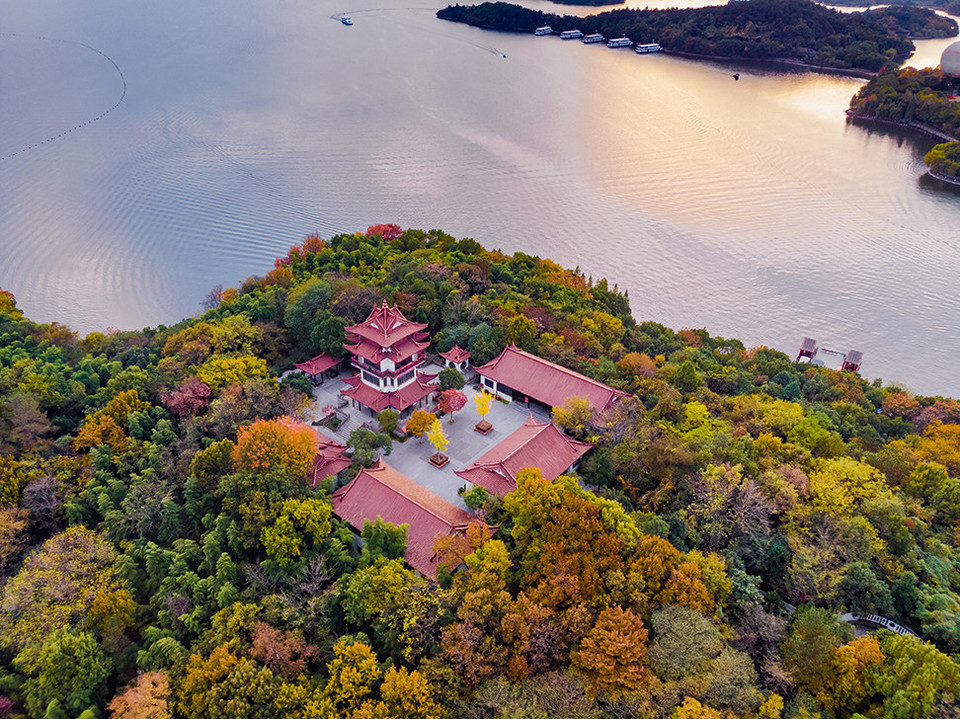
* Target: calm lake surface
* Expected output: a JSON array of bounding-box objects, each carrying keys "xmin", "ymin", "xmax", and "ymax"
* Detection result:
[{"xmin": 2, "ymin": 0, "xmax": 959, "ymax": 395}]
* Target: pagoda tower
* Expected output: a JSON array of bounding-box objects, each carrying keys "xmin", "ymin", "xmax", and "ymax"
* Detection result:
[{"xmin": 340, "ymin": 302, "xmax": 437, "ymax": 418}]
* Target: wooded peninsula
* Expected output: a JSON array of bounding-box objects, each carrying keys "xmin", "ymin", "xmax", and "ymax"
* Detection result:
[
  {"xmin": 437, "ymin": 0, "xmax": 957, "ymax": 72},
  {"xmin": 848, "ymin": 67, "xmax": 960, "ymax": 180},
  {"xmin": 822, "ymin": 0, "xmax": 960, "ymax": 22},
  {"xmin": 0, "ymin": 226, "xmax": 958, "ymax": 718}
]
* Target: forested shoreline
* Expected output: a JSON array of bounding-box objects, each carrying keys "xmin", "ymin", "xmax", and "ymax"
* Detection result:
[
  {"xmin": 847, "ymin": 67, "xmax": 960, "ymax": 180},
  {"xmin": 0, "ymin": 226, "xmax": 958, "ymax": 718},
  {"xmin": 925, "ymin": 141, "xmax": 960, "ymax": 179},
  {"xmin": 437, "ymin": 0, "xmax": 957, "ymax": 72},
  {"xmin": 823, "ymin": 0, "xmax": 960, "ymax": 20},
  {"xmin": 850, "ymin": 67, "xmax": 960, "ymax": 137}
]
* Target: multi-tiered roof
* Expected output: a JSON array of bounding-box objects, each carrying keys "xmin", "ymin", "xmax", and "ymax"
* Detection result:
[
  {"xmin": 343, "ymin": 301, "xmax": 430, "ymax": 365},
  {"xmin": 340, "ymin": 302, "xmax": 437, "ymax": 415}
]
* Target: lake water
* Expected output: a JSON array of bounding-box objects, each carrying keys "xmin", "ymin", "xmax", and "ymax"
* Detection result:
[{"xmin": 2, "ymin": 0, "xmax": 959, "ymax": 396}]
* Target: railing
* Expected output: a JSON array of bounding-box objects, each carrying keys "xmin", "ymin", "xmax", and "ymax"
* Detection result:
[{"xmin": 841, "ymin": 613, "xmax": 916, "ymax": 637}]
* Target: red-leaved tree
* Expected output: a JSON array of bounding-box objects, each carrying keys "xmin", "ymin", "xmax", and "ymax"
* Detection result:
[
  {"xmin": 161, "ymin": 378, "xmax": 213, "ymax": 417},
  {"xmin": 366, "ymin": 224, "xmax": 403, "ymax": 241},
  {"xmin": 439, "ymin": 389, "xmax": 467, "ymax": 423}
]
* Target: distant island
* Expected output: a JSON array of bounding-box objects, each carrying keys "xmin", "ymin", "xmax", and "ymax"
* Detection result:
[
  {"xmin": 552, "ymin": 0, "xmax": 623, "ymax": 7},
  {"xmin": 824, "ymin": 0, "xmax": 960, "ymax": 20},
  {"xmin": 437, "ymin": 0, "xmax": 957, "ymax": 73}
]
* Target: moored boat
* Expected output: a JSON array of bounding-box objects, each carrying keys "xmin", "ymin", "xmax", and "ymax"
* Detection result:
[
  {"xmin": 534, "ymin": 26, "xmax": 553, "ymax": 35},
  {"xmin": 635, "ymin": 42, "xmax": 662, "ymax": 53},
  {"xmin": 607, "ymin": 37, "xmax": 631, "ymax": 48},
  {"xmin": 560, "ymin": 29, "xmax": 583, "ymax": 39},
  {"xmin": 582, "ymin": 33, "xmax": 605, "ymax": 43}
]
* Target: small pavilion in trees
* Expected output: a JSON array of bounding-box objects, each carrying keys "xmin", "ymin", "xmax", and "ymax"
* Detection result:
[
  {"xmin": 295, "ymin": 353, "xmax": 345, "ymax": 386},
  {"xmin": 340, "ymin": 302, "xmax": 437, "ymax": 419},
  {"xmin": 439, "ymin": 344, "xmax": 471, "ymax": 373}
]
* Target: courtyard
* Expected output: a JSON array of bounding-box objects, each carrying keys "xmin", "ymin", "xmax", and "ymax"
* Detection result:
[{"xmin": 302, "ymin": 365, "xmax": 551, "ymax": 508}]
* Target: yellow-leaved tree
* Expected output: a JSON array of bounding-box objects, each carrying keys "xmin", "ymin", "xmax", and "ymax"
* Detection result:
[
  {"xmin": 406, "ymin": 410, "xmax": 436, "ymax": 443},
  {"xmin": 426, "ymin": 419, "xmax": 449, "ymax": 457},
  {"xmin": 195, "ymin": 354, "xmax": 269, "ymax": 392},
  {"xmin": 551, "ymin": 395, "xmax": 594, "ymax": 438},
  {"xmin": 473, "ymin": 390, "xmax": 493, "ymax": 424}
]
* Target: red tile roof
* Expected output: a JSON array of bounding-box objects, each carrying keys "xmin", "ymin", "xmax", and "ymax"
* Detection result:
[
  {"xmin": 345, "ymin": 302, "xmax": 428, "ymax": 349},
  {"xmin": 439, "ymin": 344, "xmax": 471, "ymax": 364},
  {"xmin": 295, "ymin": 353, "xmax": 344, "ymax": 376},
  {"xmin": 476, "ymin": 345, "xmax": 627, "ymax": 417},
  {"xmin": 341, "ymin": 372, "xmax": 437, "ymax": 413},
  {"xmin": 454, "ymin": 416, "xmax": 592, "ymax": 497},
  {"xmin": 345, "ymin": 335, "xmax": 429, "ymax": 365},
  {"xmin": 311, "ymin": 431, "xmax": 352, "ymax": 489},
  {"xmin": 331, "ymin": 459, "xmax": 477, "ymax": 578}
]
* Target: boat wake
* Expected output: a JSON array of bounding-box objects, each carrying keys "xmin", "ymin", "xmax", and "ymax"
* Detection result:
[
  {"xmin": 0, "ymin": 33, "xmax": 127, "ymax": 162},
  {"xmin": 330, "ymin": 8, "xmax": 434, "ymax": 21}
]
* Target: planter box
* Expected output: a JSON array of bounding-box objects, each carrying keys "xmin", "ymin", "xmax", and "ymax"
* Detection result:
[
  {"xmin": 474, "ymin": 420, "xmax": 493, "ymax": 435},
  {"xmin": 429, "ymin": 453, "xmax": 450, "ymax": 468}
]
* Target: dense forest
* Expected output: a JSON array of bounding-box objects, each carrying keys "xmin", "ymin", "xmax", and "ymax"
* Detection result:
[
  {"xmin": 437, "ymin": 0, "xmax": 957, "ymax": 72},
  {"xmin": 849, "ymin": 67, "xmax": 960, "ymax": 138},
  {"xmin": 0, "ymin": 226, "xmax": 959, "ymax": 718}
]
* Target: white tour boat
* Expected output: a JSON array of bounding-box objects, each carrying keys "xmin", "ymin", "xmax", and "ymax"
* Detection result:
[
  {"xmin": 607, "ymin": 37, "xmax": 631, "ymax": 47},
  {"xmin": 559, "ymin": 29, "xmax": 583, "ymax": 39},
  {"xmin": 534, "ymin": 26, "xmax": 553, "ymax": 35},
  {"xmin": 582, "ymin": 33, "xmax": 605, "ymax": 43},
  {"xmin": 635, "ymin": 43, "xmax": 662, "ymax": 53}
]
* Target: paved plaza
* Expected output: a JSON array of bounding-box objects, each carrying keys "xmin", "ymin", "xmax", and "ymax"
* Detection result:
[{"xmin": 301, "ymin": 366, "xmax": 551, "ymax": 508}]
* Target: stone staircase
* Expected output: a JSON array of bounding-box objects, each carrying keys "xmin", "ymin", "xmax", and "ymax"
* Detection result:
[{"xmin": 332, "ymin": 413, "xmax": 362, "ymax": 441}]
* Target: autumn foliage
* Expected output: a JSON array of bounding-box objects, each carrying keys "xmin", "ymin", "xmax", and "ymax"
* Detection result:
[
  {"xmin": 7, "ymin": 228, "xmax": 960, "ymax": 718},
  {"xmin": 571, "ymin": 605, "xmax": 650, "ymax": 698},
  {"xmin": 366, "ymin": 223, "xmax": 403, "ymax": 241},
  {"xmin": 438, "ymin": 388, "xmax": 467, "ymax": 421},
  {"xmin": 233, "ymin": 417, "xmax": 316, "ymax": 477},
  {"xmin": 406, "ymin": 410, "xmax": 436, "ymax": 441}
]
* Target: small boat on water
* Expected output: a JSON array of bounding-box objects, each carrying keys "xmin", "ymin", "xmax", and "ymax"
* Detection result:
[
  {"xmin": 560, "ymin": 29, "xmax": 583, "ymax": 39},
  {"xmin": 341, "ymin": 16, "xmax": 352, "ymax": 25},
  {"xmin": 534, "ymin": 26, "xmax": 553, "ymax": 36},
  {"xmin": 635, "ymin": 42, "xmax": 663, "ymax": 53},
  {"xmin": 582, "ymin": 33, "xmax": 605, "ymax": 44},
  {"xmin": 607, "ymin": 37, "xmax": 632, "ymax": 48}
]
